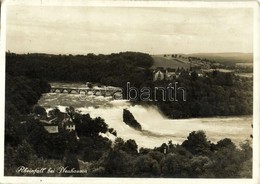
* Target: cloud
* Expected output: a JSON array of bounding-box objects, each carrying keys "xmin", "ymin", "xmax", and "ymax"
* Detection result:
[{"xmin": 6, "ymin": 6, "xmax": 253, "ymax": 54}]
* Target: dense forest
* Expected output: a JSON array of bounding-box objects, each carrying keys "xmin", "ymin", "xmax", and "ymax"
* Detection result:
[
  {"xmin": 4, "ymin": 52, "xmax": 253, "ymax": 177},
  {"xmin": 5, "ymin": 106, "xmax": 252, "ymax": 178},
  {"xmin": 6, "ymin": 52, "xmax": 154, "ymax": 89},
  {"xmin": 6, "ymin": 52, "xmax": 253, "ymax": 118},
  {"xmin": 152, "ymin": 70, "xmax": 253, "ymax": 118},
  {"xmin": 5, "ymin": 74, "xmax": 50, "ymax": 146}
]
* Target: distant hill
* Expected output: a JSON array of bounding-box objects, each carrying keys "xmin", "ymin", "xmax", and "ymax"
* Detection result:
[
  {"xmin": 151, "ymin": 53, "xmax": 253, "ymax": 68},
  {"xmin": 186, "ymin": 53, "xmax": 253, "ymax": 64},
  {"xmin": 151, "ymin": 55, "xmax": 191, "ymax": 69}
]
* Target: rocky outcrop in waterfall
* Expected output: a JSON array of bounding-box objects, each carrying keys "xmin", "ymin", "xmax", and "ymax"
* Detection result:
[{"xmin": 123, "ymin": 109, "xmax": 142, "ymax": 131}]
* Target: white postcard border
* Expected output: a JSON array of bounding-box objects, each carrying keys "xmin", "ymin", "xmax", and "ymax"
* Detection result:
[{"xmin": 0, "ymin": 0, "xmax": 259, "ymax": 184}]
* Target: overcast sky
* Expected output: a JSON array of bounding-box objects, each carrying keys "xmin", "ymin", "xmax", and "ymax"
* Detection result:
[{"xmin": 6, "ymin": 5, "xmax": 253, "ymax": 55}]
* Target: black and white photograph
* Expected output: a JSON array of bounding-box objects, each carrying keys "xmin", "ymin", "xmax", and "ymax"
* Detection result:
[{"xmin": 0, "ymin": 0, "xmax": 259, "ymax": 183}]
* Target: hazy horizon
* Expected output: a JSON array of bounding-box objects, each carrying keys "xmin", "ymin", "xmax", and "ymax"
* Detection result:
[
  {"xmin": 6, "ymin": 5, "xmax": 253, "ymax": 55},
  {"xmin": 5, "ymin": 50, "xmax": 253, "ymax": 56}
]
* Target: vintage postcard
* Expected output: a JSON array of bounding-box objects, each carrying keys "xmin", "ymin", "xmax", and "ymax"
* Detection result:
[{"xmin": 0, "ymin": 0, "xmax": 259, "ymax": 183}]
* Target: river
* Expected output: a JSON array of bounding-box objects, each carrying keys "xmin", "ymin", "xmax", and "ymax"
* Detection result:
[{"xmin": 37, "ymin": 82, "xmax": 252, "ymax": 149}]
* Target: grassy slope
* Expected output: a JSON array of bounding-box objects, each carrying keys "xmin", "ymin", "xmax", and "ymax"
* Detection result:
[
  {"xmin": 152, "ymin": 53, "xmax": 253, "ymax": 68},
  {"xmin": 151, "ymin": 56, "xmax": 190, "ymax": 69}
]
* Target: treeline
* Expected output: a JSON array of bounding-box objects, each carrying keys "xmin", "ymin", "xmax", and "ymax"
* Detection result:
[
  {"xmin": 5, "ymin": 68, "xmax": 51, "ymax": 174},
  {"xmin": 6, "ymin": 52, "xmax": 253, "ymax": 118},
  {"xmin": 5, "ymin": 108, "xmax": 252, "ymax": 178},
  {"xmin": 5, "ymin": 74, "xmax": 50, "ymax": 146},
  {"xmin": 90, "ymin": 131, "xmax": 251, "ymax": 178},
  {"xmin": 6, "ymin": 52, "xmax": 154, "ymax": 89},
  {"xmin": 4, "ymin": 51, "xmax": 252, "ymax": 177},
  {"xmin": 152, "ymin": 70, "xmax": 253, "ymax": 118},
  {"xmin": 5, "ymin": 107, "xmax": 113, "ymax": 176},
  {"xmin": 5, "ymin": 74, "xmax": 50, "ymax": 115}
]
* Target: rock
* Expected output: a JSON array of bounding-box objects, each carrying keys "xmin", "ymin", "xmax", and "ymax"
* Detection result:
[{"xmin": 123, "ymin": 109, "xmax": 142, "ymax": 131}]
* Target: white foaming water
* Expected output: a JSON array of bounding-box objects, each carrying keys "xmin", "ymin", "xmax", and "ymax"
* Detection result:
[
  {"xmin": 80, "ymin": 104, "xmax": 252, "ymax": 148},
  {"xmin": 38, "ymin": 84, "xmax": 252, "ymax": 149}
]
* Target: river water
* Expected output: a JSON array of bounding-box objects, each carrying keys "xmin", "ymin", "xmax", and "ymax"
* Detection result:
[{"xmin": 37, "ymin": 83, "xmax": 252, "ymax": 149}]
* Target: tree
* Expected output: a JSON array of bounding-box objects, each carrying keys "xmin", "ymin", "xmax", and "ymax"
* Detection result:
[
  {"xmin": 216, "ymin": 138, "xmax": 236, "ymax": 150},
  {"xmin": 239, "ymin": 158, "xmax": 252, "ymax": 178},
  {"xmin": 101, "ymin": 150, "xmax": 134, "ymax": 177},
  {"xmin": 133, "ymin": 155, "xmax": 160, "ymax": 177},
  {"xmin": 14, "ymin": 140, "xmax": 34, "ymax": 166},
  {"xmin": 189, "ymin": 156, "xmax": 211, "ymax": 177},
  {"xmin": 108, "ymin": 128, "xmax": 117, "ymax": 136},
  {"xmin": 93, "ymin": 117, "xmax": 108, "ymax": 134},
  {"xmin": 205, "ymin": 146, "xmax": 242, "ymax": 178},
  {"xmin": 66, "ymin": 106, "xmax": 75, "ymax": 120},
  {"xmin": 27, "ymin": 124, "xmax": 49, "ymax": 158},
  {"xmin": 181, "ymin": 131, "xmax": 211, "ymax": 155},
  {"xmin": 48, "ymin": 107, "xmax": 61, "ymax": 119},
  {"xmin": 124, "ymin": 139, "xmax": 138, "ymax": 154},
  {"xmin": 239, "ymin": 140, "xmax": 252, "ymax": 161},
  {"xmin": 113, "ymin": 137, "xmax": 125, "ymax": 151},
  {"xmin": 4, "ymin": 145, "xmax": 18, "ymax": 175},
  {"xmin": 32, "ymin": 105, "xmax": 47, "ymax": 117},
  {"xmin": 63, "ymin": 153, "xmax": 80, "ymax": 177},
  {"xmin": 147, "ymin": 150, "xmax": 164, "ymax": 163},
  {"xmin": 191, "ymin": 71, "xmax": 198, "ymax": 81},
  {"xmin": 161, "ymin": 153, "xmax": 190, "ymax": 177}
]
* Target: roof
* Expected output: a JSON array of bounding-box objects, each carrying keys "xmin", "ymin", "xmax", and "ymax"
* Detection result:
[
  {"xmin": 42, "ymin": 122, "xmax": 58, "ymax": 126},
  {"xmin": 63, "ymin": 120, "xmax": 75, "ymax": 126},
  {"xmin": 40, "ymin": 117, "xmax": 58, "ymax": 125},
  {"xmin": 155, "ymin": 70, "xmax": 164, "ymax": 75},
  {"xmin": 166, "ymin": 68, "xmax": 176, "ymax": 72}
]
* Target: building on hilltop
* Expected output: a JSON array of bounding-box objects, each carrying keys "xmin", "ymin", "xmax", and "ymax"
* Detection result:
[
  {"xmin": 153, "ymin": 68, "xmax": 178, "ymax": 81},
  {"xmin": 62, "ymin": 116, "xmax": 76, "ymax": 132},
  {"xmin": 40, "ymin": 117, "xmax": 59, "ymax": 133},
  {"xmin": 43, "ymin": 124, "xmax": 59, "ymax": 134},
  {"xmin": 165, "ymin": 68, "xmax": 177, "ymax": 80},
  {"xmin": 153, "ymin": 69, "xmax": 165, "ymax": 81}
]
